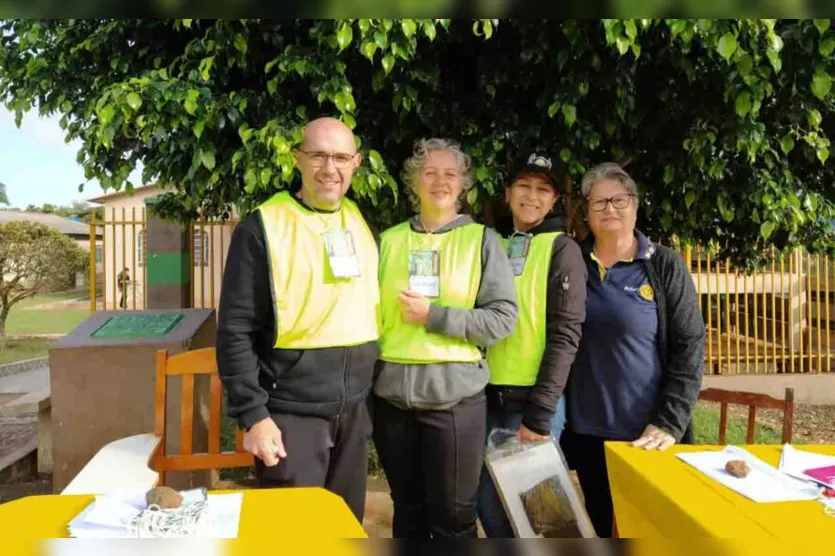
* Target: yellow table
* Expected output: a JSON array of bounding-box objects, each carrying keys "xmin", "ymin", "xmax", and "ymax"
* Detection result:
[
  {"xmin": 0, "ymin": 487, "xmax": 367, "ymax": 554},
  {"xmin": 605, "ymin": 442, "xmax": 835, "ymax": 541}
]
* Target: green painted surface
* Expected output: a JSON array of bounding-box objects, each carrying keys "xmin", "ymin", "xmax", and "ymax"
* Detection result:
[
  {"xmin": 146, "ymin": 252, "xmax": 190, "ymax": 285},
  {"xmin": 91, "ymin": 313, "xmax": 185, "ymax": 338}
]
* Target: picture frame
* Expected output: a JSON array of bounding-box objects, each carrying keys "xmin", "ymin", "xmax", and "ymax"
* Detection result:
[{"xmin": 485, "ymin": 437, "xmax": 597, "ymax": 539}]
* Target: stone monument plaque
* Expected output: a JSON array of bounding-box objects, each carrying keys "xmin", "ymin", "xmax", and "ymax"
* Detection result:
[{"xmin": 91, "ymin": 313, "xmax": 185, "ymax": 339}]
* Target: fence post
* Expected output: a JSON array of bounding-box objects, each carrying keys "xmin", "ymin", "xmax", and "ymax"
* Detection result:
[
  {"xmin": 89, "ymin": 215, "xmax": 97, "ymax": 313},
  {"xmin": 143, "ymin": 196, "xmax": 192, "ymax": 309}
]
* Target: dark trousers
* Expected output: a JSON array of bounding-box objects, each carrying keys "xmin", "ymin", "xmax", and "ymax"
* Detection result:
[
  {"xmin": 372, "ymin": 392, "xmax": 486, "ymax": 538},
  {"xmin": 254, "ymin": 399, "xmax": 372, "ymax": 522},
  {"xmin": 560, "ymin": 430, "xmax": 614, "ymax": 538}
]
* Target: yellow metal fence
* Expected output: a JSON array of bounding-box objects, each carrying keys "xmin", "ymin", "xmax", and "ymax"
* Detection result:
[
  {"xmin": 89, "ymin": 215, "xmax": 833, "ymax": 374},
  {"xmin": 684, "ymin": 245, "xmax": 832, "ymax": 375},
  {"xmin": 90, "ymin": 210, "xmax": 238, "ymax": 312}
]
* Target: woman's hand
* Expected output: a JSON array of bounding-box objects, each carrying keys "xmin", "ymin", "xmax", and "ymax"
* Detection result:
[
  {"xmin": 398, "ymin": 290, "xmax": 431, "ymax": 325},
  {"xmin": 632, "ymin": 424, "xmax": 676, "ymax": 451},
  {"xmin": 518, "ymin": 424, "xmax": 549, "ymax": 443}
]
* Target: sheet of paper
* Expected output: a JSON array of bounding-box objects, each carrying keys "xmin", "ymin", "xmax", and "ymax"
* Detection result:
[
  {"xmin": 66, "ymin": 490, "xmax": 243, "ymax": 539},
  {"xmin": 677, "ymin": 446, "xmax": 822, "ymax": 503},
  {"xmin": 778, "ymin": 444, "xmax": 835, "ymax": 487}
]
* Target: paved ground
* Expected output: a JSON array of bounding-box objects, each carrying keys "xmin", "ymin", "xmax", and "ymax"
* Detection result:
[
  {"xmin": 0, "ymin": 366, "xmax": 49, "ymax": 466},
  {"xmin": 0, "ymin": 367, "xmax": 49, "ymax": 394}
]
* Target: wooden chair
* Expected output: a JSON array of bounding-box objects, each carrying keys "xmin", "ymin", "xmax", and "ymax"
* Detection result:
[
  {"xmin": 151, "ymin": 347, "xmax": 254, "ymax": 486},
  {"xmin": 697, "ymin": 387, "xmax": 794, "ymax": 445},
  {"xmin": 62, "ymin": 347, "xmax": 253, "ymax": 494}
]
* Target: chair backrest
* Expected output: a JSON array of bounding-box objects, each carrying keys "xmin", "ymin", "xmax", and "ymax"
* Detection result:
[
  {"xmin": 698, "ymin": 387, "xmax": 794, "ymax": 445},
  {"xmin": 152, "ymin": 347, "xmax": 253, "ymax": 484}
]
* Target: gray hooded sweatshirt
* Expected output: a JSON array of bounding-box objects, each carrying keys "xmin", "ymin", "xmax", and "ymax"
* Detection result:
[{"xmin": 373, "ymin": 214, "xmax": 519, "ymax": 410}]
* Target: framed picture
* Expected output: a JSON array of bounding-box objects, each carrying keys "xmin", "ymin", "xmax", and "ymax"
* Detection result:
[{"xmin": 485, "ymin": 437, "xmax": 597, "ymax": 538}]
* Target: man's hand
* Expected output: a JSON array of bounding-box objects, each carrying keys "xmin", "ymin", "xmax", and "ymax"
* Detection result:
[
  {"xmin": 398, "ymin": 290, "xmax": 431, "ymax": 325},
  {"xmin": 518, "ymin": 424, "xmax": 549, "ymax": 443},
  {"xmin": 242, "ymin": 416, "xmax": 287, "ymax": 466},
  {"xmin": 631, "ymin": 424, "xmax": 676, "ymax": 451}
]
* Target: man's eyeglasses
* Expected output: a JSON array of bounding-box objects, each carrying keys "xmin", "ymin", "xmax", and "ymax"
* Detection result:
[
  {"xmin": 586, "ymin": 194, "xmax": 635, "ymax": 212},
  {"xmin": 299, "ymin": 150, "xmax": 357, "ymax": 168}
]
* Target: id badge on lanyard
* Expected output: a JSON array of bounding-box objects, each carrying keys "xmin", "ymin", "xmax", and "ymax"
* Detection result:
[
  {"xmin": 409, "ymin": 249, "xmax": 441, "ymax": 298},
  {"xmin": 507, "ymin": 233, "xmax": 532, "ymax": 276},
  {"xmin": 323, "ymin": 228, "xmax": 361, "ymax": 278}
]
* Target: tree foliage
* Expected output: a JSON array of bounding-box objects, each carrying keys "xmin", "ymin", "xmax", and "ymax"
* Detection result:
[
  {"xmin": 0, "ymin": 221, "xmax": 87, "ymax": 336},
  {"xmin": 1, "ymin": 19, "xmax": 833, "ymax": 266},
  {"xmin": 0, "ymin": 182, "xmax": 7, "ymax": 205},
  {"xmin": 23, "ymin": 201, "xmax": 103, "ymax": 223}
]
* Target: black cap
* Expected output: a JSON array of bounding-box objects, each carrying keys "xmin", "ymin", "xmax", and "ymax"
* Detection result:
[{"xmin": 509, "ymin": 153, "xmax": 562, "ymax": 192}]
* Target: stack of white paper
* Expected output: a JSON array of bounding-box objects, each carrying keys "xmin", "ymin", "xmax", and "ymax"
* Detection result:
[
  {"xmin": 676, "ymin": 445, "xmax": 823, "ymax": 503},
  {"xmin": 66, "ymin": 489, "xmax": 243, "ymax": 538}
]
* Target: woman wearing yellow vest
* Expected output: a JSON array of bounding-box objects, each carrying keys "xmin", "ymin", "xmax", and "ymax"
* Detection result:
[
  {"xmin": 476, "ymin": 153, "xmax": 588, "ymax": 537},
  {"xmin": 373, "ymin": 138, "xmax": 518, "ymax": 538}
]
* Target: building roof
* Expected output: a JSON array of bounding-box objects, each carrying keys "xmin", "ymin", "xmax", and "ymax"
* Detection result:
[
  {"xmin": 87, "ymin": 184, "xmax": 160, "ymax": 204},
  {"xmin": 0, "ymin": 210, "xmax": 101, "ymax": 237}
]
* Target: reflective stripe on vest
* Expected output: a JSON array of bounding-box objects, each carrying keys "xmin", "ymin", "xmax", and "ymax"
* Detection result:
[
  {"xmin": 258, "ymin": 191, "xmax": 381, "ymax": 349},
  {"xmin": 378, "ymin": 221, "xmax": 484, "ymax": 364},
  {"xmin": 486, "ymin": 231, "xmax": 560, "ymax": 386}
]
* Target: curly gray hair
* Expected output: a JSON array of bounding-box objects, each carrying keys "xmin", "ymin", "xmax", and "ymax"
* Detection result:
[
  {"xmin": 580, "ymin": 162, "xmax": 639, "ymax": 198},
  {"xmin": 401, "ymin": 138, "xmax": 474, "ymax": 212}
]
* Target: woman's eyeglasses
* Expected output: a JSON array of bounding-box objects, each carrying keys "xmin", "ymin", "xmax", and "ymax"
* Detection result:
[
  {"xmin": 299, "ymin": 150, "xmax": 357, "ymax": 168},
  {"xmin": 586, "ymin": 194, "xmax": 635, "ymax": 212}
]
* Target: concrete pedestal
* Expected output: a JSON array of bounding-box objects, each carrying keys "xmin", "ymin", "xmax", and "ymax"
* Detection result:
[{"xmin": 49, "ymin": 308, "xmax": 217, "ymax": 493}]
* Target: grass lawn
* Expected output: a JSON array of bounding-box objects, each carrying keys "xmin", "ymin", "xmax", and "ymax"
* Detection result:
[
  {"xmin": 692, "ymin": 403, "xmax": 786, "ymax": 445},
  {"xmin": 0, "ymin": 339, "xmax": 55, "ymax": 365},
  {"xmin": 5, "ymin": 290, "xmax": 90, "ymax": 335},
  {"xmin": 13, "ymin": 290, "xmax": 85, "ymax": 309}
]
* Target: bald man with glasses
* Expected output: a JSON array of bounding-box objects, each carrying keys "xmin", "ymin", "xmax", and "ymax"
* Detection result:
[{"xmin": 216, "ymin": 117, "xmax": 381, "ymax": 522}]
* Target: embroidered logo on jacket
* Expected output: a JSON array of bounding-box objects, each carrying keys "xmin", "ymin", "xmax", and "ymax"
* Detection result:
[{"xmin": 639, "ymin": 284, "xmax": 655, "ymax": 301}]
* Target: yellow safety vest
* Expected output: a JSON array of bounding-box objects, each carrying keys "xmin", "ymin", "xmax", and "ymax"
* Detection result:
[
  {"xmin": 486, "ymin": 232, "xmax": 561, "ymax": 385},
  {"xmin": 258, "ymin": 191, "xmax": 381, "ymax": 349},
  {"xmin": 378, "ymin": 220, "xmax": 484, "ymax": 364}
]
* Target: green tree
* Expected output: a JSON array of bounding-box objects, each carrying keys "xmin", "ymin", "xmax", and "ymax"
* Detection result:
[
  {"xmin": 1, "ymin": 19, "xmax": 833, "ymax": 266},
  {"xmin": 0, "ymin": 182, "xmax": 8, "ymax": 205},
  {"xmin": 24, "ymin": 201, "xmax": 103, "ymax": 223},
  {"xmin": 0, "ymin": 221, "xmax": 87, "ymax": 338}
]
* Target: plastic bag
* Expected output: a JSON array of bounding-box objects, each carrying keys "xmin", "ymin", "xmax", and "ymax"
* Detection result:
[{"xmin": 484, "ymin": 428, "xmax": 596, "ymax": 538}]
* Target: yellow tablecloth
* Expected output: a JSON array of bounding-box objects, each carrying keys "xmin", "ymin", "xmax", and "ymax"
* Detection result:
[
  {"xmin": 0, "ymin": 487, "xmax": 367, "ymax": 554},
  {"xmin": 605, "ymin": 442, "xmax": 835, "ymax": 541}
]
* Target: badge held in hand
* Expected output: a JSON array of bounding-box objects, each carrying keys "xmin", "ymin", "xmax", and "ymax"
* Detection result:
[{"xmin": 408, "ymin": 249, "xmax": 441, "ymax": 298}]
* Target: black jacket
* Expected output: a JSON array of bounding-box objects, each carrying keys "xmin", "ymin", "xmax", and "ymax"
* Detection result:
[
  {"xmin": 216, "ymin": 205, "xmax": 380, "ymax": 431},
  {"xmin": 487, "ymin": 216, "xmax": 587, "ymax": 436},
  {"xmin": 644, "ymin": 243, "xmax": 706, "ymax": 442}
]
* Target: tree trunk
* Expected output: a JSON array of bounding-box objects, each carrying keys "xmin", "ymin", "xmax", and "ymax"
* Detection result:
[{"xmin": 0, "ymin": 307, "xmax": 8, "ymax": 350}]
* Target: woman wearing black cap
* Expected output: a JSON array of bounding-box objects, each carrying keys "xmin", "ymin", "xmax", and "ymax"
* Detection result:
[{"xmin": 476, "ymin": 153, "xmax": 588, "ymax": 537}]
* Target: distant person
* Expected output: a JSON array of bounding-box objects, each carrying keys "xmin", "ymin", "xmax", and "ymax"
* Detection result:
[
  {"xmin": 372, "ymin": 138, "xmax": 518, "ymax": 538},
  {"xmin": 116, "ymin": 267, "xmax": 130, "ymax": 309},
  {"xmin": 561, "ymin": 162, "xmax": 705, "ymax": 537},
  {"xmin": 216, "ymin": 117, "xmax": 381, "ymax": 522},
  {"xmin": 477, "ymin": 153, "xmax": 587, "ymax": 538}
]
